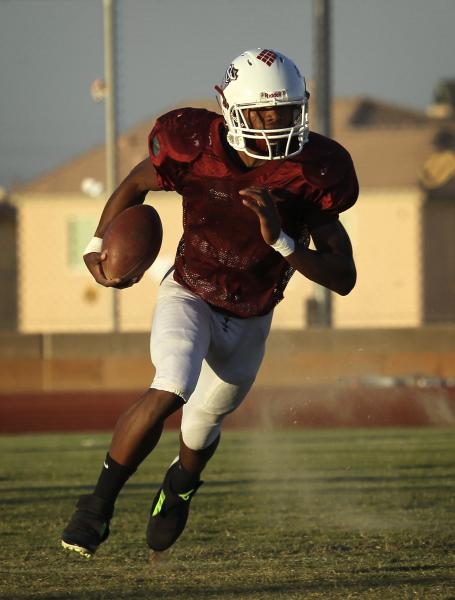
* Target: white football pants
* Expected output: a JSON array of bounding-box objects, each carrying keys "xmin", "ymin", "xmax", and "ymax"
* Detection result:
[{"xmin": 150, "ymin": 274, "xmax": 272, "ymax": 450}]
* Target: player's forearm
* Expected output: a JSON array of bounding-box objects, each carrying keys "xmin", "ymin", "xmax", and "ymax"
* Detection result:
[
  {"xmin": 95, "ymin": 181, "xmax": 147, "ymax": 237},
  {"xmin": 286, "ymin": 245, "xmax": 357, "ymax": 296},
  {"xmin": 94, "ymin": 159, "xmax": 160, "ymax": 237}
]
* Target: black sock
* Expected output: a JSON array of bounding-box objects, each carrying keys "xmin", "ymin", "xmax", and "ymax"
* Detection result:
[
  {"xmin": 169, "ymin": 461, "xmax": 200, "ymax": 494},
  {"xmin": 93, "ymin": 453, "xmax": 136, "ymax": 504}
]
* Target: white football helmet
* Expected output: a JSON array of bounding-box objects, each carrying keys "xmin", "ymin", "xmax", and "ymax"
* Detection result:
[{"xmin": 215, "ymin": 49, "xmax": 309, "ymax": 160}]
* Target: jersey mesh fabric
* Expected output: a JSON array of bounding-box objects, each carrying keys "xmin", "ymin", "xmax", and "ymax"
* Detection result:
[{"xmin": 148, "ymin": 108, "xmax": 358, "ymax": 318}]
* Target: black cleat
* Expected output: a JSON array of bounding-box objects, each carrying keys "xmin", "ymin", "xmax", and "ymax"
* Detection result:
[
  {"xmin": 61, "ymin": 494, "xmax": 114, "ymax": 558},
  {"xmin": 146, "ymin": 463, "xmax": 202, "ymax": 552}
]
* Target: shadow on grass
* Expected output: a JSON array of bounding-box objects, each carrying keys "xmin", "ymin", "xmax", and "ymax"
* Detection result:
[
  {"xmin": 2, "ymin": 470, "xmax": 455, "ymax": 495},
  {"xmin": 3, "ymin": 572, "xmax": 455, "ymax": 600},
  {"xmin": 1, "ymin": 445, "xmax": 109, "ymax": 454},
  {"xmin": 2, "ymin": 474, "xmax": 455, "ymax": 505},
  {"xmin": 0, "ymin": 480, "xmax": 229, "ymax": 502},
  {"xmin": 352, "ymin": 563, "xmax": 455, "ymax": 574}
]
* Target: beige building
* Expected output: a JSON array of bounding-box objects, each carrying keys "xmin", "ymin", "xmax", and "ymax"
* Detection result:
[{"xmin": 10, "ymin": 97, "xmax": 455, "ymax": 333}]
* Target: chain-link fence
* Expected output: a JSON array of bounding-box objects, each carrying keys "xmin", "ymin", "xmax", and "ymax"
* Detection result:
[{"xmin": 2, "ymin": 1, "xmax": 455, "ymax": 335}]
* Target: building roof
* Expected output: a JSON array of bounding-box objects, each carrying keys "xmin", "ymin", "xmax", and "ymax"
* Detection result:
[
  {"xmin": 15, "ymin": 97, "xmax": 455, "ymax": 194},
  {"xmin": 333, "ymin": 97, "xmax": 455, "ymax": 189}
]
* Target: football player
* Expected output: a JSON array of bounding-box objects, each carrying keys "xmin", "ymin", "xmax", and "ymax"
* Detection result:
[{"xmin": 61, "ymin": 48, "xmax": 358, "ymax": 558}]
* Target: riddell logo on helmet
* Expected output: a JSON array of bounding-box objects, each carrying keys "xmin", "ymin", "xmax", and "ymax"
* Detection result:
[{"xmin": 260, "ymin": 90, "xmax": 287, "ymax": 100}]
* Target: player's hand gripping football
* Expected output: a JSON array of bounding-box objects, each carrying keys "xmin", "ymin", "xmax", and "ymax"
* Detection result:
[
  {"xmin": 84, "ymin": 251, "xmax": 141, "ymax": 289},
  {"xmin": 239, "ymin": 187, "xmax": 282, "ymax": 245}
]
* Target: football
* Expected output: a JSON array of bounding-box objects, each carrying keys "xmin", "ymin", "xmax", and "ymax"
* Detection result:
[{"xmin": 102, "ymin": 204, "xmax": 163, "ymax": 281}]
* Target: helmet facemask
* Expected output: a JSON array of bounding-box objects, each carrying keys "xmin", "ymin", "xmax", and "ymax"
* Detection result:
[{"xmin": 225, "ymin": 99, "xmax": 309, "ymax": 160}]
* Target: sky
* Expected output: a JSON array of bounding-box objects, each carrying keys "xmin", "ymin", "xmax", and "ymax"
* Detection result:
[{"xmin": 1, "ymin": 0, "xmax": 454, "ymax": 189}]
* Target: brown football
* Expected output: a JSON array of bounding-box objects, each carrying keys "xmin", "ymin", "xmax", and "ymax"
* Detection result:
[{"xmin": 102, "ymin": 204, "xmax": 163, "ymax": 281}]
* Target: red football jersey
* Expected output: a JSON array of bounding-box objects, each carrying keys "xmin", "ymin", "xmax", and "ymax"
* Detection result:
[{"xmin": 148, "ymin": 108, "xmax": 358, "ymax": 318}]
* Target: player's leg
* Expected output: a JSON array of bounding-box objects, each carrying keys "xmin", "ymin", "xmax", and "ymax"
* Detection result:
[
  {"xmin": 61, "ymin": 388, "xmax": 184, "ymax": 558},
  {"xmin": 178, "ymin": 368, "xmax": 258, "ymax": 476},
  {"xmin": 146, "ymin": 309, "xmax": 272, "ymax": 551},
  {"xmin": 146, "ymin": 368, "xmax": 259, "ymax": 552},
  {"xmin": 62, "ymin": 277, "xmax": 212, "ymax": 557},
  {"xmin": 178, "ymin": 430, "xmax": 220, "ymax": 477},
  {"xmin": 108, "ymin": 388, "xmax": 183, "ymax": 467},
  {"xmin": 98, "ymin": 275, "xmax": 212, "ymax": 483},
  {"xmin": 179, "ymin": 307, "xmax": 273, "ymax": 473}
]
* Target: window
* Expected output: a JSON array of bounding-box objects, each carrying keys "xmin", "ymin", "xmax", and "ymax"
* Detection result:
[{"xmin": 67, "ymin": 216, "xmax": 98, "ymax": 270}]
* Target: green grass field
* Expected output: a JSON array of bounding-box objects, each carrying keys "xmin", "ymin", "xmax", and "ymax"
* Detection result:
[{"xmin": 1, "ymin": 428, "xmax": 454, "ymax": 599}]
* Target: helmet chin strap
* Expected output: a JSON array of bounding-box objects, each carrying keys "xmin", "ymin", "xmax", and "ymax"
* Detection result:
[{"xmin": 214, "ymin": 86, "xmax": 229, "ymax": 110}]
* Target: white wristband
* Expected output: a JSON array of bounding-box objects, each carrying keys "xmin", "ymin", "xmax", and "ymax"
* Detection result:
[
  {"xmin": 269, "ymin": 230, "xmax": 296, "ymax": 257},
  {"xmin": 83, "ymin": 236, "xmax": 103, "ymax": 256}
]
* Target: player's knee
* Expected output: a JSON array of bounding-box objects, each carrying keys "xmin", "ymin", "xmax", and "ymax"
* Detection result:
[
  {"xmin": 203, "ymin": 378, "xmax": 254, "ymax": 415},
  {"xmin": 139, "ymin": 388, "xmax": 184, "ymax": 422},
  {"xmin": 181, "ymin": 420, "xmax": 221, "ymax": 451}
]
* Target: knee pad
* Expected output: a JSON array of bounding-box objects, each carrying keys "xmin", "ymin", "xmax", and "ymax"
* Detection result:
[
  {"xmin": 181, "ymin": 414, "xmax": 221, "ymax": 451},
  {"xmin": 180, "ymin": 379, "xmax": 253, "ymax": 450}
]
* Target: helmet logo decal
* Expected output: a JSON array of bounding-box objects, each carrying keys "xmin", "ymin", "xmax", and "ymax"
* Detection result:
[
  {"xmin": 223, "ymin": 64, "xmax": 239, "ymax": 88},
  {"xmin": 215, "ymin": 63, "xmax": 239, "ymax": 109},
  {"xmin": 257, "ymin": 49, "xmax": 277, "ymax": 66}
]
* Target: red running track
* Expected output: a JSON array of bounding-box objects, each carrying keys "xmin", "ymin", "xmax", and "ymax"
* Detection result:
[{"xmin": 1, "ymin": 386, "xmax": 454, "ymax": 433}]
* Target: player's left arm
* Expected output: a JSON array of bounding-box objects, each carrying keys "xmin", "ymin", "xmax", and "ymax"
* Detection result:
[
  {"xmin": 240, "ymin": 187, "xmax": 356, "ymax": 296},
  {"xmin": 288, "ymin": 220, "xmax": 356, "ymax": 296}
]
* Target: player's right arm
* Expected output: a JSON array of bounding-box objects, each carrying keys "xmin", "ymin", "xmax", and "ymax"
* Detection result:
[
  {"xmin": 84, "ymin": 158, "xmax": 161, "ymax": 288},
  {"xmin": 94, "ymin": 158, "xmax": 160, "ymax": 237}
]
